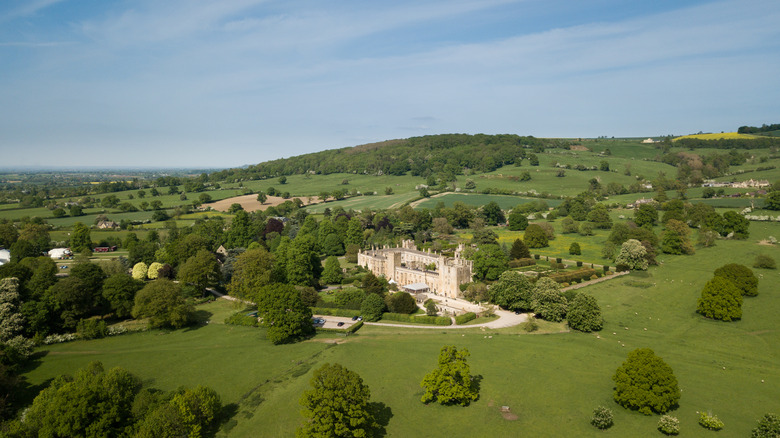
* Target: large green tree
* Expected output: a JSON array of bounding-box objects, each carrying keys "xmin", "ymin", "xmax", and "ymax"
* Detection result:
[
  {"xmin": 20, "ymin": 361, "xmax": 141, "ymax": 437},
  {"xmin": 227, "ymin": 247, "xmax": 278, "ymax": 300},
  {"xmin": 469, "ymin": 244, "xmax": 508, "ymax": 281},
  {"xmin": 177, "ymin": 249, "xmax": 221, "ymax": 296},
  {"xmin": 132, "ymin": 279, "xmax": 194, "ymax": 329},
  {"xmin": 713, "ymin": 263, "xmax": 758, "ymax": 297},
  {"xmin": 420, "ymin": 346, "xmax": 479, "ymax": 406},
  {"xmin": 481, "ymin": 201, "xmax": 505, "ymax": 226},
  {"xmin": 507, "ymin": 210, "xmax": 528, "ymax": 231},
  {"xmin": 614, "ymin": 239, "xmax": 648, "ymax": 270},
  {"xmin": 70, "ymin": 222, "xmax": 92, "ymax": 254},
  {"xmin": 489, "ymin": 270, "xmax": 533, "ymax": 311},
  {"xmin": 566, "ymin": 293, "xmax": 604, "ymax": 332},
  {"xmin": 523, "ymin": 224, "xmax": 549, "ymax": 248},
  {"xmin": 321, "ymin": 256, "xmax": 343, "ymax": 285},
  {"xmin": 697, "ymin": 276, "xmax": 743, "ymax": 321},
  {"xmin": 634, "ymin": 204, "xmax": 658, "ymax": 228},
  {"xmin": 613, "ymin": 348, "xmax": 680, "ymax": 415},
  {"xmin": 360, "ymin": 293, "xmax": 386, "ymax": 321},
  {"xmin": 661, "ymin": 219, "xmax": 694, "ymax": 255},
  {"xmin": 101, "ymin": 273, "xmax": 143, "ymax": 319},
  {"xmin": 509, "ymin": 238, "xmax": 530, "ymax": 260},
  {"xmin": 531, "ymin": 278, "xmax": 568, "ymax": 322},
  {"xmin": 255, "ymin": 284, "xmax": 314, "ymax": 344},
  {"xmin": 297, "ymin": 363, "xmax": 379, "ymax": 438}
]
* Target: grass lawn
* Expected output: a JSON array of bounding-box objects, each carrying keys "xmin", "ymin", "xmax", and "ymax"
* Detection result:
[{"xmin": 19, "ymin": 221, "xmax": 780, "ymax": 437}]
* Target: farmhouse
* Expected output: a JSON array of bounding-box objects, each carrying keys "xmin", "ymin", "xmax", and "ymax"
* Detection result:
[
  {"xmin": 96, "ymin": 220, "xmax": 118, "ymax": 229},
  {"xmin": 357, "ymin": 240, "xmax": 472, "ymax": 298}
]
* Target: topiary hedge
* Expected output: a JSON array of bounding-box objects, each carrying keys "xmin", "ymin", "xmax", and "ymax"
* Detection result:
[
  {"xmin": 310, "ymin": 307, "xmax": 362, "ymax": 318},
  {"xmin": 455, "ymin": 312, "xmax": 477, "ymax": 325},
  {"xmin": 381, "ymin": 313, "xmax": 451, "ymax": 325}
]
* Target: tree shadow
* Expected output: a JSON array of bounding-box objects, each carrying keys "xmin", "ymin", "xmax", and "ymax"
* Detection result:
[
  {"xmin": 471, "ymin": 374, "xmax": 483, "ymax": 403},
  {"xmin": 211, "ymin": 403, "xmax": 239, "ymax": 437},
  {"xmin": 183, "ymin": 309, "xmax": 214, "ymax": 332},
  {"xmin": 368, "ymin": 402, "xmax": 393, "ymax": 437}
]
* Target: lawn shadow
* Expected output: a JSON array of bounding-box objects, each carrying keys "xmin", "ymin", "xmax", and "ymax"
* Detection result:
[
  {"xmin": 472, "ymin": 374, "xmax": 483, "ymax": 402},
  {"xmin": 368, "ymin": 401, "xmax": 393, "ymax": 437}
]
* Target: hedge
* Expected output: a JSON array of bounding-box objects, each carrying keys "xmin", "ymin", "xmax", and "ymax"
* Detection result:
[
  {"xmin": 509, "ymin": 258, "xmax": 536, "ymax": 268},
  {"xmin": 225, "ymin": 312, "xmax": 259, "ymax": 327},
  {"xmin": 310, "ymin": 307, "xmax": 362, "ymax": 318},
  {"xmin": 455, "ymin": 312, "xmax": 477, "ymax": 325},
  {"xmin": 381, "ymin": 313, "xmax": 452, "ymax": 325},
  {"xmin": 548, "ymin": 268, "xmax": 598, "ymax": 284}
]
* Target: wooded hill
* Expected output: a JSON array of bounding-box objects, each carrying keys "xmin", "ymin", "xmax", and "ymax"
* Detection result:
[{"xmin": 210, "ymin": 134, "xmax": 567, "ymax": 181}]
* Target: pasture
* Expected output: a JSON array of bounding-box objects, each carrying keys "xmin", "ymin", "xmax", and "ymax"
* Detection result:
[{"xmin": 19, "ymin": 220, "xmax": 780, "ymax": 437}]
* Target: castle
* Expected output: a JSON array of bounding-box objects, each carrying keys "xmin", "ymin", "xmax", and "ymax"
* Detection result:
[{"xmin": 357, "ymin": 240, "xmax": 473, "ymax": 298}]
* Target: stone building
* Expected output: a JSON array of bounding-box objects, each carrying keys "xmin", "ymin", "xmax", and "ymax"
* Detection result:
[{"xmin": 357, "ymin": 240, "xmax": 473, "ymax": 298}]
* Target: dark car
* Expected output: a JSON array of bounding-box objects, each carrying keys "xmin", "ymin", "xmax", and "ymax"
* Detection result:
[
  {"xmin": 337, "ymin": 322, "xmax": 345, "ymax": 327},
  {"xmin": 351, "ymin": 316, "xmax": 359, "ymax": 321}
]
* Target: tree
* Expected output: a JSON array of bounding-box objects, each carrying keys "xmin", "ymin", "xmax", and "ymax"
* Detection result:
[
  {"xmin": 70, "ymin": 221, "xmax": 92, "ymax": 254},
  {"xmin": 102, "ymin": 274, "xmax": 143, "ymax": 319},
  {"xmin": 587, "ymin": 204, "xmax": 612, "ymax": 229},
  {"xmin": 0, "ymin": 222, "xmax": 19, "ymax": 248},
  {"xmin": 721, "ymin": 210, "xmax": 750, "ymax": 239},
  {"xmin": 425, "ymin": 300, "xmax": 438, "ymax": 316},
  {"xmin": 523, "ymin": 224, "xmax": 548, "ymax": 248},
  {"xmin": 531, "ymin": 278, "xmax": 567, "ymax": 322},
  {"xmin": 132, "ymin": 279, "xmax": 194, "ymax": 329},
  {"xmin": 286, "ymin": 235, "xmax": 321, "ymax": 287},
  {"xmin": 256, "ymin": 191, "xmax": 267, "ymax": 204},
  {"xmin": 360, "ymin": 293, "xmax": 386, "ymax": 322},
  {"xmin": 753, "ymin": 254, "xmax": 776, "ymax": 270},
  {"xmin": 387, "ymin": 291, "xmax": 417, "ymax": 314},
  {"xmin": 420, "ymin": 346, "xmax": 478, "ymax": 406},
  {"xmin": 297, "ymin": 363, "xmax": 379, "ymax": 438},
  {"xmin": 147, "ymin": 261, "xmax": 164, "ymax": 279},
  {"xmin": 278, "ymin": 175, "xmax": 287, "ymax": 184},
  {"xmin": 344, "ymin": 218, "xmax": 364, "ymax": 247},
  {"xmin": 132, "ymin": 262, "xmax": 148, "ymax": 280},
  {"xmin": 697, "ymin": 276, "xmax": 743, "ymax": 321},
  {"xmin": 713, "ymin": 263, "xmax": 758, "ymax": 296},
  {"xmin": 614, "ymin": 239, "xmax": 648, "ymax": 270},
  {"xmin": 765, "ymin": 191, "xmax": 780, "ymax": 210},
  {"xmin": 227, "ymin": 247, "xmax": 278, "ymax": 300},
  {"xmin": 361, "ymin": 271, "xmax": 386, "ymax": 296},
  {"xmin": 510, "ymin": 238, "xmax": 530, "ymax": 260},
  {"xmin": 177, "ymin": 249, "xmax": 221, "ymax": 296},
  {"xmin": 567, "ymin": 293, "xmax": 603, "ymax": 332},
  {"xmin": 661, "ymin": 219, "xmax": 694, "ymax": 255},
  {"xmin": 21, "ymin": 361, "xmax": 140, "ymax": 437},
  {"xmin": 481, "ymin": 201, "xmax": 505, "ymax": 226},
  {"xmin": 634, "ymin": 204, "xmax": 658, "ymax": 228},
  {"xmin": 321, "ymin": 256, "xmax": 343, "ymax": 285},
  {"xmin": 561, "ymin": 216, "xmax": 578, "ymax": 234},
  {"xmin": 613, "ymin": 348, "xmax": 680, "ymax": 415},
  {"xmin": 489, "ymin": 270, "xmax": 533, "ymax": 311},
  {"xmin": 751, "ymin": 413, "xmax": 780, "ymax": 438},
  {"xmin": 469, "ymin": 244, "xmax": 508, "ymax": 281},
  {"xmin": 569, "ymin": 242, "xmax": 581, "ymax": 255},
  {"xmin": 507, "ymin": 210, "xmax": 529, "ymax": 231},
  {"xmin": 0, "ymin": 278, "xmax": 35, "ymax": 359},
  {"xmin": 255, "ymin": 283, "xmax": 313, "ymax": 344}
]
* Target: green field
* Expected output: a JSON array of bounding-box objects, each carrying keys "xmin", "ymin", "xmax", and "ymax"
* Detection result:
[
  {"xmin": 18, "ymin": 219, "xmax": 780, "ymax": 437},
  {"xmin": 415, "ymin": 193, "xmax": 562, "ymax": 210}
]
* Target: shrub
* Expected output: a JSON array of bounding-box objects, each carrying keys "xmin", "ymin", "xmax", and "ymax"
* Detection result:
[
  {"xmin": 658, "ymin": 414, "xmax": 680, "ymax": 435},
  {"xmin": 753, "ymin": 254, "xmax": 777, "ymax": 269},
  {"xmin": 616, "ymin": 264, "xmax": 629, "ymax": 272},
  {"xmin": 76, "ymin": 319, "xmax": 108, "ymax": 340},
  {"xmin": 521, "ymin": 316, "xmax": 539, "ymax": 332},
  {"xmin": 555, "ymin": 257, "xmax": 562, "ymax": 264},
  {"xmin": 524, "ymin": 224, "xmax": 549, "ymax": 248},
  {"xmin": 603, "ymin": 265, "xmax": 610, "ymax": 272},
  {"xmin": 310, "ymin": 307, "xmax": 361, "ymax": 318},
  {"xmin": 533, "ymin": 254, "xmax": 540, "ymax": 259},
  {"xmin": 508, "ymin": 258, "xmax": 536, "ymax": 268},
  {"xmin": 698, "ymin": 411, "xmax": 724, "ymax": 431},
  {"xmin": 382, "ymin": 313, "xmax": 451, "ymax": 325},
  {"xmin": 387, "ymin": 291, "xmax": 417, "ymax": 314},
  {"xmin": 455, "ymin": 312, "xmax": 477, "ymax": 325},
  {"xmin": 569, "ymin": 243, "xmax": 581, "ymax": 255},
  {"xmin": 752, "ymin": 413, "xmax": 780, "ymax": 437},
  {"xmin": 346, "ymin": 321, "xmax": 363, "ymax": 334},
  {"xmin": 613, "ymin": 348, "xmax": 680, "ymax": 415},
  {"xmin": 591, "ymin": 406, "xmax": 614, "ymax": 429},
  {"xmin": 225, "ymin": 311, "xmax": 259, "ymax": 327},
  {"xmin": 576, "ymin": 261, "xmax": 583, "ymax": 267}
]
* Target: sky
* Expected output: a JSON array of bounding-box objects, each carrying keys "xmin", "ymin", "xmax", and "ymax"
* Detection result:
[{"xmin": 1, "ymin": 0, "xmax": 779, "ymax": 169}]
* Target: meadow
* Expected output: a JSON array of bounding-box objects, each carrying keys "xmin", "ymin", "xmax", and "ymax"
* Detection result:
[{"xmin": 18, "ymin": 219, "xmax": 780, "ymax": 437}]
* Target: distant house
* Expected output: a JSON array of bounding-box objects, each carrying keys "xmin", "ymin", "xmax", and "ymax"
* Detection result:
[
  {"xmin": 641, "ymin": 138, "xmax": 658, "ymax": 144},
  {"xmin": 0, "ymin": 248, "xmax": 10, "ymax": 265},
  {"xmin": 96, "ymin": 220, "xmax": 118, "ymax": 229}
]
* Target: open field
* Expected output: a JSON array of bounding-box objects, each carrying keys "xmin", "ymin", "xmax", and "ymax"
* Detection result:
[
  {"xmin": 673, "ymin": 132, "xmax": 759, "ymax": 141},
  {"xmin": 415, "ymin": 193, "xmax": 563, "ymax": 210},
  {"xmin": 18, "ymin": 219, "xmax": 780, "ymax": 437}
]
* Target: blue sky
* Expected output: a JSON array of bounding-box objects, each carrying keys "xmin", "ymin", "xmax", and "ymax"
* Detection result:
[{"xmin": 1, "ymin": 0, "xmax": 779, "ymax": 168}]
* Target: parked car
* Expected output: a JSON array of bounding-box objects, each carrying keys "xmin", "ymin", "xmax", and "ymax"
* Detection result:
[
  {"xmin": 337, "ymin": 322, "xmax": 345, "ymax": 327},
  {"xmin": 351, "ymin": 316, "xmax": 358, "ymax": 321}
]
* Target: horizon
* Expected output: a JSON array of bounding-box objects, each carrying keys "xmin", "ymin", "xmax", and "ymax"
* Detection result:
[{"xmin": 1, "ymin": 0, "xmax": 779, "ymax": 168}]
